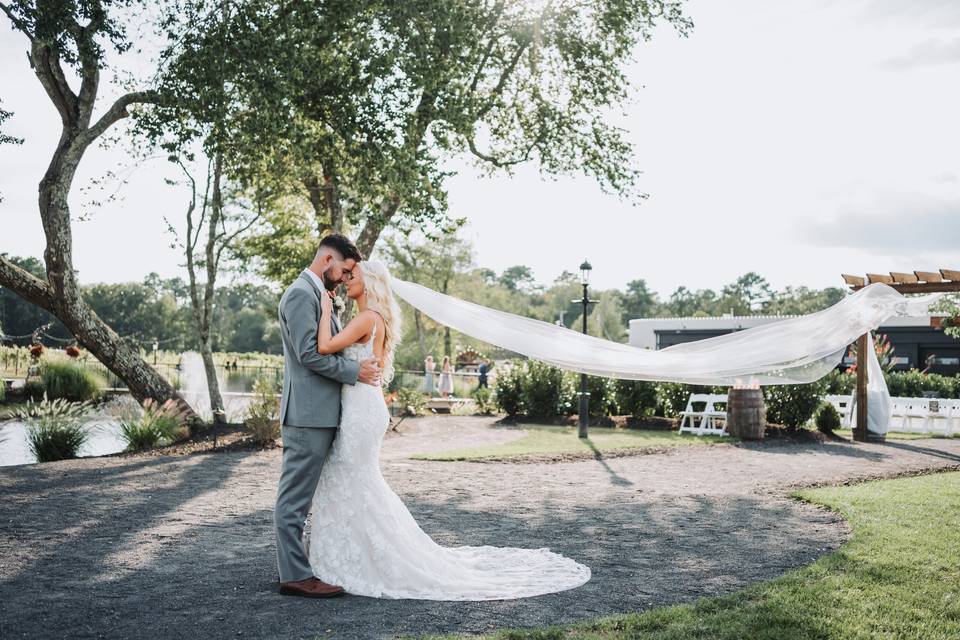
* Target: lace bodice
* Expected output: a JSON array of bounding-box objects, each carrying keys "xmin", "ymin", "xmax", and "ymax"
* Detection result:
[{"xmin": 342, "ymin": 324, "xmax": 375, "ymax": 361}]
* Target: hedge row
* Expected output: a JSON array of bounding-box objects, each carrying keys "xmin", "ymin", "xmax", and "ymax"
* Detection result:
[{"xmin": 494, "ymin": 360, "xmax": 960, "ymax": 428}]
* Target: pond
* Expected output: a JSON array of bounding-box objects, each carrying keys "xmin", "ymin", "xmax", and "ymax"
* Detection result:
[{"xmin": 0, "ymin": 418, "xmax": 126, "ymax": 467}]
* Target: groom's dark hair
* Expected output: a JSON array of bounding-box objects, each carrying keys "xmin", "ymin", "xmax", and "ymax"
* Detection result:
[{"xmin": 318, "ymin": 233, "xmax": 364, "ymax": 262}]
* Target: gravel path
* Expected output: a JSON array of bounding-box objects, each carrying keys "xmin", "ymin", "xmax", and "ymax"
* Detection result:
[{"xmin": 2, "ymin": 416, "xmax": 960, "ymax": 639}]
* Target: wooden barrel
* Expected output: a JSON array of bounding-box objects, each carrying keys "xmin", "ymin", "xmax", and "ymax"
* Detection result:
[{"xmin": 726, "ymin": 387, "xmax": 765, "ymax": 440}]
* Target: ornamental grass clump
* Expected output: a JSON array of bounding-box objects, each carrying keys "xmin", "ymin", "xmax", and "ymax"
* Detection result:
[
  {"xmin": 11, "ymin": 397, "xmax": 93, "ymax": 462},
  {"xmin": 119, "ymin": 398, "xmax": 191, "ymax": 451},
  {"xmin": 244, "ymin": 376, "xmax": 281, "ymax": 443},
  {"xmin": 41, "ymin": 360, "xmax": 104, "ymax": 402}
]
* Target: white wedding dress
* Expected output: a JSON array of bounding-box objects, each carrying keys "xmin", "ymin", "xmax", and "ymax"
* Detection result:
[{"xmin": 307, "ymin": 328, "xmax": 591, "ymax": 600}]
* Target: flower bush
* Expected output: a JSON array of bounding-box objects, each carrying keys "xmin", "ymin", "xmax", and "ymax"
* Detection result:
[
  {"xmin": 521, "ymin": 361, "xmax": 576, "ymax": 418},
  {"xmin": 585, "ymin": 374, "xmax": 618, "ymax": 417},
  {"xmin": 494, "ymin": 363, "xmax": 525, "ymax": 417}
]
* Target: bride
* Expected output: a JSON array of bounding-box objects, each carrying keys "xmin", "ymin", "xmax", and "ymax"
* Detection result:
[{"xmin": 308, "ymin": 259, "xmax": 591, "ymax": 600}]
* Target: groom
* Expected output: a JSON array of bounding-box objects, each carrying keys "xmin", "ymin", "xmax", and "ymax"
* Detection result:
[{"xmin": 275, "ymin": 233, "xmax": 381, "ymax": 598}]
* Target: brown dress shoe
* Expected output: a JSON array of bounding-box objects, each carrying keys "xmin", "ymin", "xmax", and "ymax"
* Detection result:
[{"xmin": 278, "ymin": 576, "xmax": 346, "ymax": 598}]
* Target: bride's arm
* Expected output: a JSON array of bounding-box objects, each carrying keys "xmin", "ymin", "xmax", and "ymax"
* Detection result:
[{"xmin": 317, "ymin": 295, "xmax": 375, "ymax": 354}]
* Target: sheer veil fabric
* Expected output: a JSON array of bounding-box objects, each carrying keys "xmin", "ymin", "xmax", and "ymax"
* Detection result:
[{"xmin": 390, "ymin": 279, "xmax": 941, "ymax": 432}]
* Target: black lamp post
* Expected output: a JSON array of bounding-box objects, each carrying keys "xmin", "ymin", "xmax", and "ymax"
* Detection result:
[{"xmin": 575, "ymin": 260, "xmax": 595, "ymax": 438}]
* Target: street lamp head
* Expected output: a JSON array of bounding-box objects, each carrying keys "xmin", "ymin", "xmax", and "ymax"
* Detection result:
[{"xmin": 579, "ymin": 260, "xmax": 592, "ymax": 286}]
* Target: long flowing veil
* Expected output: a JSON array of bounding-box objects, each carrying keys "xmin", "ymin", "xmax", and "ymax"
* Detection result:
[{"xmin": 390, "ymin": 278, "xmax": 941, "ymax": 432}]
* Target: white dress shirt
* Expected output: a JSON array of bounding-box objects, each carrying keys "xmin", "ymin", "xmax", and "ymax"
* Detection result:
[
  {"xmin": 302, "ymin": 268, "xmax": 341, "ymax": 330},
  {"xmin": 302, "ymin": 268, "xmax": 327, "ymax": 295}
]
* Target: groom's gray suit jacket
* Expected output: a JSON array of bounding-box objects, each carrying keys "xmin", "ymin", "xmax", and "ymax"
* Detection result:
[{"xmin": 278, "ymin": 272, "xmax": 361, "ymax": 428}]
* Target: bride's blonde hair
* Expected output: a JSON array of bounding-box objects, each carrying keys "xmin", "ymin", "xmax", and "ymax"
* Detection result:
[{"xmin": 360, "ymin": 259, "xmax": 402, "ymax": 383}]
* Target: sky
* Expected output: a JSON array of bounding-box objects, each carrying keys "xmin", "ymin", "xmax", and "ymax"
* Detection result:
[{"xmin": 2, "ymin": 0, "xmax": 959, "ymax": 296}]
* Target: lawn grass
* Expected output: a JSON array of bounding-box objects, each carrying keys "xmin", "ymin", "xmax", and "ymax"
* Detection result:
[
  {"xmin": 835, "ymin": 428, "xmax": 960, "ymax": 440},
  {"xmin": 428, "ymin": 471, "xmax": 960, "ymax": 640},
  {"xmin": 412, "ymin": 426, "xmax": 732, "ymax": 461}
]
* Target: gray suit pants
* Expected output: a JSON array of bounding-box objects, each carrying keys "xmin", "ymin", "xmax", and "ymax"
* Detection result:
[{"xmin": 274, "ymin": 425, "xmax": 337, "ymax": 582}]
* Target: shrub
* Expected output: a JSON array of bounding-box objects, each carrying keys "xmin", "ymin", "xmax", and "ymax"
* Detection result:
[
  {"xmin": 654, "ymin": 383, "xmax": 724, "ymax": 418},
  {"xmin": 763, "ymin": 379, "xmax": 828, "ymax": 429},
  {"xmin": 11, "ymin": 397, "xmax": 93, "ymax": 462},
  {"xmin": 584, "ymin": 375, "xmax": 618, "ymax": 417},
  {"xmin": 885, "ymin": 370, "xmax": 953, "ymax": 398},
  {"xmin": 395, "ymin": 387, "xmax": 428, "ymax": 416},
  {"xmin": 243, "ymin": 376, "xmax": 280, "ymax": 444},
  {"xmin": 614, "ymin": 379, "xmax": 658, "ymax": 419},
  {"xmin": 41, "ymin": 361, "xmax": 104, "ymax": 402},
  {"xmin": 815, "ymin": 402, "xmax": 842, "ymax": 433},
  {"xmin": 824, "ymin": 369, "xmax": 856, "ymax": 395},
  {"xmin": 22, "ymin": 379, "xmax": 46, "ymax": 402},
  {"xmin": 522, "ymin": 361, "xmax": 576, "ymax": 418},
  {"xmin": 473, "ymin": 386, "xmax": 496, "ymax": 415},
  {"xmin": 494, "ymin": 362, "xmax": 526, "ymax": 417},
  {"xmin": 119, "ymin": 398, "xmax": 191, "ymax": 451},
  {"xmin": 0, "ymin": 381, "xmax": 5, "ymax": 402}
]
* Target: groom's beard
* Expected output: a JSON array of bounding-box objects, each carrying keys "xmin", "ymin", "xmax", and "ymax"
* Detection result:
[{"xmin": 320, "ymin": 268, "xmax": 340, "ymax": 291}]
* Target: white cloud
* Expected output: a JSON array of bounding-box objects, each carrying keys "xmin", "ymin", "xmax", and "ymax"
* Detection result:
[{"xmin": 881, "ymin": 37, "xmax": 960, "ymax": 71}]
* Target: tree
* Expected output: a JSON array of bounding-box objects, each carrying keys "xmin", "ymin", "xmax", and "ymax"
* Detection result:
[
  {"xmin": 498, "ymin": 266, "xmax": 539, "ymax": 293},
  {"xmin": 588, "ymin": 290, "xmax": 626, "ymax": 341},
  {"xmin": 720, "ymin": 272, "xmax": 772, "ymax": 315},
  {"xmin": 155, "ymin": 0, "xmax": 692, "ymax": 274},
  {"xmin": 0, "ymin": 1, "xmax": 193, "ymax": 413},
  {"xmin": 621, "ymin": 278, "xmax": 660, "ymax": 323},
  {"xmin": 762, "ymin": 286, "xmax": 845, "ymax": 315},
  {"xmin": 383, "ymin": 232, "xmax": 473, "ymax": 360}
]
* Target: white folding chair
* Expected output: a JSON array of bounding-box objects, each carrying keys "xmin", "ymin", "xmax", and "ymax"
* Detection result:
[
  {"xmin": 679, "ymin": 393, "xmax": 728, "ymax": 436},
  {"xmin": 903, "ymin": 397, "xmax": 932, "ymax": 433}
]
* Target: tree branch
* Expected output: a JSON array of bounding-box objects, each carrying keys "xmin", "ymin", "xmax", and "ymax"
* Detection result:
[
  {"xmin": 466, "ymin": 136, "xmax": 535, "ymax": 167},
  {"xmin": 0, "ymin": 2, "xmax": 34, "ymax": 42},
  {"xmin": 29, "ymin": 41, "xmax": 79, "ymax": 125},
  {"xmin": 0, "ymin": 255, "xmax": 55, "ymax": 312},
  {"xmin": 78, "ymin": 90, "xmax": 159, "ymax": 147},
  {"xmin": 475, "ymin": 40, "xmax": 528, "ymax": 119}
]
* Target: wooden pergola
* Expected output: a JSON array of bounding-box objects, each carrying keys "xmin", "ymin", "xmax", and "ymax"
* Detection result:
[{"xmin": 841, "ymin": 268, "xmax": 960, "ymax": 442}]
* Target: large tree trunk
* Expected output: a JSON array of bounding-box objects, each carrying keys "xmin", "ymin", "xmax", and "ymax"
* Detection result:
[{"xmin": 0, "ymin": 38, "xmax": 192, "ymax": 416}]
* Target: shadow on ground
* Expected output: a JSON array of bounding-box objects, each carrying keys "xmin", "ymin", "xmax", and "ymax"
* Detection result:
[{"xmin": 0, "ymin": 451, "xmax": 844, "ymax": 639}]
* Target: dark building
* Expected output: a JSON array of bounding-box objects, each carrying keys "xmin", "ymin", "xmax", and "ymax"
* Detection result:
[{"xmin": 629, "ymin": 314, "xmax": 960, "ymax": 376}]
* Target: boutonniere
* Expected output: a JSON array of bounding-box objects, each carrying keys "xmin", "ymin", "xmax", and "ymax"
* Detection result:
[{"xmin": 332, "ymin": 296, "xmax": 345, "ymax": 316}]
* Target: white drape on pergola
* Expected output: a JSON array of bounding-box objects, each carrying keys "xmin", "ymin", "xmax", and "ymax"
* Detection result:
[{"xmin": 391, "ymin": 280, "xmax": 941, "ymax": 433}]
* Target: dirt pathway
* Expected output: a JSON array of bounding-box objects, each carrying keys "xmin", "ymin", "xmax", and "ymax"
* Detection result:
[{"xmin": 2, "ymin": 416, "xmax": 959, "ymax": 639}]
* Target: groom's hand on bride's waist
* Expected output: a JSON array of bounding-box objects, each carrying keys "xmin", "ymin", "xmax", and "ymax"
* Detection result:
[{"xmin": 358, "ymin": 357, "xmax": 381, "ymax": 386}]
